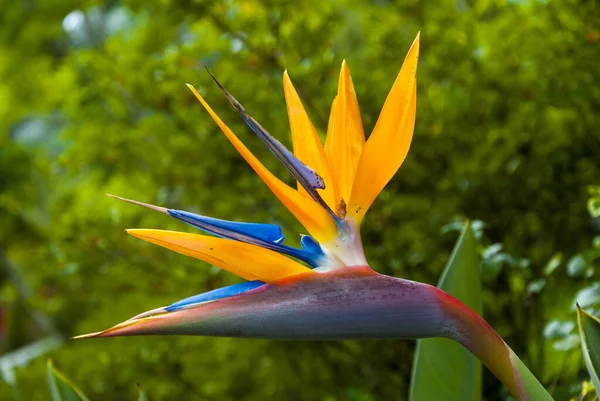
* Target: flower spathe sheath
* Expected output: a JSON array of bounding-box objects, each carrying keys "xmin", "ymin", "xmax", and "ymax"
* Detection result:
[{"xmin": 76, "ymin": 33, "xmax": 419, "ymax": 335}]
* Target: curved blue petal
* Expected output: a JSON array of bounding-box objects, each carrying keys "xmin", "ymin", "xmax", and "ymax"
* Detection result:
[
  {"xmin": 105, "ymin": 194, "xmax": 326, "ymax": 267},
  {"xmin": 169, "ymin": 210, "xmax": 284, "ymax": 243},
  {"xmin": 301, "ymin": 235, "xmax": 323, "ymax": 256},
  {"xmin": 276, "ymin": 243, "xmax": 323, "ymax": 267},
  {"xmin": 168, "ymin": 209, "xmax": 324, "ymax": 267},
  {"xmin": 166, "ymin": 281, "xmax": 265, "ymax": 312}
]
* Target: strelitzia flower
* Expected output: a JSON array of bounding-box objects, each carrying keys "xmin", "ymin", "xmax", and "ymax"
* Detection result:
[{"xmin": 75, "ymin": 34, "xmax": 549, "ymax": 400}]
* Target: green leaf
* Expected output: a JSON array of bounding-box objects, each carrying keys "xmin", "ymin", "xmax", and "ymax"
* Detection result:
[
  {"xmin": 137, "ymin": 384, "xmax": 149, "ymax": 401},
  {"xmin": 508, "ymin": 350, "xmax": 555, "ymax": 401},
  {"xmin": 577, "ymin": 305, "xmax": 600, "ymax": 394},
  {"xmin": 588, "ymin": 196, "xmax": 600, "ymax": 218},
  {"xmin": 543, "ymin": 253, "xmax": 562, "ymax": 276},
  {"xmin": 410, "ymin": 221, "xmax": 482, "ymax": 401},
  {"xmin": 567, "ymin": 254, "xmax": 589, "ymax": 278},
  {"xmin": 47, "ymin": 360, "xmax": 91, "ymax": 401}
]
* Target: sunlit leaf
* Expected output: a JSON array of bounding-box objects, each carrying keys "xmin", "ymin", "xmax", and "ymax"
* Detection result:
[
  {"xmin": 543, "ymin": 253, "xmax": 562, "ymax": 276},
  {"xmin": 588, "ymin": 196, "xmax": 600, "ymax": 218},
  {"xmin": 567, "ymin": 254, "xmax": 589, "ymax": 278}
]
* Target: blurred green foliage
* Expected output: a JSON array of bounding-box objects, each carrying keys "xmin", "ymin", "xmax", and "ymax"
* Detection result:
[{"xmin": 0, "ymin": 0, "xmax": 599, "ymax": 399}]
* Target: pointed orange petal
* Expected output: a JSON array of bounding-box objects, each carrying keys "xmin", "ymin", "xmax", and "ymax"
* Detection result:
[
  {"xmin": 324, "ymin": 96, "xmax": 341, "ymax": 208},
  {"xmin": 349, "ymin": 33, "xmax": 420, "ymax": 224},
  {"xmin": 325, "ymin": 61, "xmax": 366, "ymax": 208},
  {"xmin": 127, "ymin": 229, "xmax": 314, "ymax": 283},
  {"xmin": 283, "ymin": 71, "xmax": 336, "ymax": 210},
  {"xmin": 186, "ymin": 84, "xmax": 337, "ymax": 243}
]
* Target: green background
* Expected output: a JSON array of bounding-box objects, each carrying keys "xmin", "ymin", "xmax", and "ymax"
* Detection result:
[{"xmin": 1, "ymin": 0, "xmax": 599, "ymax": 399}]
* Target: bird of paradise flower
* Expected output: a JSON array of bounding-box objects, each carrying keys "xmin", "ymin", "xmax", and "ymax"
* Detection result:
[{"xmin": 76, "ymin": 34, "xmax": 553, "ymax": 401}]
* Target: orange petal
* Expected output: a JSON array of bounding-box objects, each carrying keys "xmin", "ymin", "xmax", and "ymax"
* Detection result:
[
  {"xmin": 186, "ymin": 84, "xmax": 337, "ymax": 243},
  {"xmin": 283, "ymin": 71, "xmax": 336, "ymax": 210},
  {"xmin": 324, "ymin": 96, "xmax": 341, "ymax": 209},
  {"xmin": 324, "ymin": 61, "xmax": 365, "ymax": 208},
  {"xmin": 348, "ymin": 33, "xmax": 420, "ymax": 225},
  {"xmin": 127, "ymin": 229, "xmax": 314, "ymax": 283}
]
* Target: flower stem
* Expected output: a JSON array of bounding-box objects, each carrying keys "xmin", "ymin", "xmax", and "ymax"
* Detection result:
[{"xmin": 435, "ymin": 288, "xmax": 553, "ymax": 400}]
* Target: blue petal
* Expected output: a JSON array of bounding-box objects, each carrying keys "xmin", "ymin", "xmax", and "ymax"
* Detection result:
[
  {"xmin": 105, "ymin": 194, "xmax": 326, "ymax": 267},
  {"xmin": 168, "ymin": 209, "xmax": 324, "ymax": 267},
  {"xmin": 166, "ymin": 281, "xmax": 265, "ymax": 311},
  {"xmin": 301, "ymin": 235, "xmax": 324, "ymax": 256},
  {"xmin": 169, "ymin": 210, "xmax": 284, "ymax": 243}
]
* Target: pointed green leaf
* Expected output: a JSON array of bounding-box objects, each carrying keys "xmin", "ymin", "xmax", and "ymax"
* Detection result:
[
  {"xmin": 47, "ymin": 360, "xmax": 90, "ymax": 401},
  {"xmin": 410, "ymin": 221, "xmax": 482, "ymax": 401},
  {"xmin": 508, "ymin": 350, "xmax": 555, "ymax": 401},
  {"xmin": 577, "ymin": 305, "xmax": 600, "ymax": 394}
]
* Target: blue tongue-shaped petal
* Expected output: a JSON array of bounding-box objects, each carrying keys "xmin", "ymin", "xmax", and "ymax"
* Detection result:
[
  {"xmin": 205, "ymin": 68, "xmax": 342, "ymax": 224},
  {"xmin": 168, "ymin": 209, "xmax": 323, "ymax": 266},
  {"xmin": 169, "ymin": 210, "xmax": 284, "ymax": 244},
  {"xmin": 106, "ymin": 194, "xmax": 325, "ymax": 267},
  {"xmin": 166, "ymin": 281, "xmax": 265, "ymax": 311}
]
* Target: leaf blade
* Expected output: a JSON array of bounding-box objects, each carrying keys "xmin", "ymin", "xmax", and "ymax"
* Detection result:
[
  {"xmin": 508, "ymin": 350, "xmax": 556, "ymax": 401},
  {"xmin": 577, "ymin": 305, "xmax": 600, "ymax": 394},
  {"xmin": 47, "ymin": 360, "xmax": 90, "ymax": 401},
  {"xmin": 410, "ymin": 222, "xmax": 482, "ymax": 401}
]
